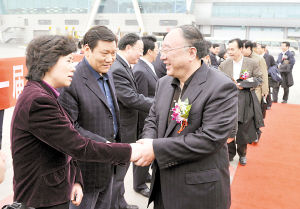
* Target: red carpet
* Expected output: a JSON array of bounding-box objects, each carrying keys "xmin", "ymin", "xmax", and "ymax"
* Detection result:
[{"xmin": 230, "ymin": 103, "xmax": 300, "ymax": 209}]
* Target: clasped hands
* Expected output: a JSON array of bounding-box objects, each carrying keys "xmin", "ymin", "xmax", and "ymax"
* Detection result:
[{"xmin": 130, "ymin": 138, "xmax": 155, "ymax": 166}]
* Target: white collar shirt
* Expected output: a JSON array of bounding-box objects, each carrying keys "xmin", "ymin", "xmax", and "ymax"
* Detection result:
[
  {"xmin": 140, "ymin": 57, "xmax": 157, "ymax": 76},
  {"xmin": 232, "ymin": 56, "xmax": 243, "ymax": 81},
  {"xmin": 118, "ymin": 53, "xmax": 131, "ymax": 68}
]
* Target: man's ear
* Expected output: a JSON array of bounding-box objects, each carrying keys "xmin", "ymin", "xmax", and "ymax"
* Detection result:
[
  {"xmin": 83, "ymin": 44, "xmax": 91, "ymax": 56},
  {"xmin": 189, "ymin": 47, "xmax": 197, "ymax": 61}
]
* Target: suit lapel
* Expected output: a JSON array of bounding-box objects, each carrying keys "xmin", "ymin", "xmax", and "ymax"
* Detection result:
[
  {"xmin": 116, "ymin": 55, "xmax": 138, "ymax": 89},
  {"xmin": 164, "ymin": 63, "xmax": 209, "ymax": 137},
  {"xmin": 80, "ymin": 62, "xmax": 110, "ymax": 109},
  {"xmin": 140, "ymin": 59, "xmax": 158, "ymax": 81}
]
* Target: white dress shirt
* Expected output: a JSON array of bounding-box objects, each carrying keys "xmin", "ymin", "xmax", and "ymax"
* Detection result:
[
  {"xmin": 140, "ymin": 57, "xmax": 157, "ymax": 76},
  {"xmin": 233, "ymin": 56, "xmax": 244, "ymax": 81}
]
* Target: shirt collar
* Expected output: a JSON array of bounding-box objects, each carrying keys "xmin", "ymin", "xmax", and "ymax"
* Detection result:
[
  {"xmin": 233, "ymin": 56, "xmax": 243, "ymax": 65},
  {"xmin": 42, "ymin": 80, "xmax": 60, "ymax": 97},
  {"xmin": 171, "ymin": 65, "xmax": 200, "ymax": 89},
  {"xmin": 84, "ymin": 57, "xmax": 108, "ymax": 81},
  {"xmin": 118, "ymin": 53, "xmax": 131, "ymax": 68}
]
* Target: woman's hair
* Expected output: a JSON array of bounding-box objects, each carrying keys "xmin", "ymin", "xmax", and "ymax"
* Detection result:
[{"xmin": 25, "ymin": 35, "xmax": 77, "ymax": 81}]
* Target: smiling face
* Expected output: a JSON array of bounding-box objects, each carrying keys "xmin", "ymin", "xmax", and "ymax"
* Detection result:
[
  {"xmin": 227, "ymin": 41, "xmax": 243, "ymax": 61},
  {"xmin": 43, "ymin": 53, "xmax": 75, "ymax": 88},
  {"xmin": 84, "ymin": 40, "xmax": 117, "ymax": 74},
  {"xmin": 160, "ymin": 28, "xmax": 192, "ymax": 80}
]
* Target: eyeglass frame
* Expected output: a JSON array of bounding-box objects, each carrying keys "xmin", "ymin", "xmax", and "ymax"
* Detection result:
[{"xmin": 159, "ymin": 46, "xmax": 192, "ymax": 54}]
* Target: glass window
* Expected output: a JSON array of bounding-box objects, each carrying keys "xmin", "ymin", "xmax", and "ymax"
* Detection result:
[{"xmin": 212, "ymin": 3, "xmax": 300, "ymax": 19}]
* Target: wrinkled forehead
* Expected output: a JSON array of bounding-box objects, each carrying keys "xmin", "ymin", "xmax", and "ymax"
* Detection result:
[{"xmin": 162, "ymin": 28, "xmax": 186, "ymax": 48}]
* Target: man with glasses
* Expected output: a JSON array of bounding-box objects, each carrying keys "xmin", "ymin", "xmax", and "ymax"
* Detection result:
[
  {"xmin": 109, "ymin": 33, "xmax": 153, "ymax": 209},
  {"xmin": 133, "ymin": 25, "xmax": 237, "ymax": 209}
]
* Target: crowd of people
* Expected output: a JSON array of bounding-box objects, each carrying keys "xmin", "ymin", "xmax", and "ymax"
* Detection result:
[{"xmin": 1, "ymin": 24, "xmax": 296, "ymax": 209}]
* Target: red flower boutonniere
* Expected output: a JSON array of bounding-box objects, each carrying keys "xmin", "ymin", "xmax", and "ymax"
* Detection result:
[
  {"xmin": 171, "ymin": 98, "xmax": 192, "ymax": 134},
  {"xmin": 240, "ymin": 69, "xmax": 249, "ymax": 80}
]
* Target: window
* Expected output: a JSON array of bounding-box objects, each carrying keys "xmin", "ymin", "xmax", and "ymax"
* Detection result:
[
  {"xmin": 159, "ymin": 20, "xmax": 178, "ymax": 26},
  {"xmin": 125, "ymin": 20, "xmax": 138, "ymax": 25},
  {"xmin": 94, "ymin": 19, "xmax": 109, "ymax": 25},
  {"xmin": 38, "ymin": 20, "xmax": 51, "ymax": 25},
  {"xmin": 65, "ymin": 20, "xmax": 79, "ymax": 25}
]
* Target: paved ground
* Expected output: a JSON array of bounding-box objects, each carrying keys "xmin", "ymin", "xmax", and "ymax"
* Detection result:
[{"xmin": 0, "ymin": 45, "xmax": 299, "ymax": 209}]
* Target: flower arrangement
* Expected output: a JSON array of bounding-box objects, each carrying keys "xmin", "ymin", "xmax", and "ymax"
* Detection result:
[
  {"xmin": 171, "ymin": 98, "xmax": 192, "ymax": 133},
  {"xmin": 240, "ymin": 69, "xmax": 249, "ymax": 80}
]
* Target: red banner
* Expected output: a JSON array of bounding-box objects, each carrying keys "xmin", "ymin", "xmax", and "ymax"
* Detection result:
[{"xmin": 0, "ymin": 54, "xmax": 84, "ymax": 109}]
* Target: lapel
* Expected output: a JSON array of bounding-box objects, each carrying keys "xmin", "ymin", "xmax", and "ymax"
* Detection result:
[
  {"xmin": 226, "ymin": 59, "xmax": 234, "ymax": 78},
  {"xmin": 116, "ymin": 54, "xmax": 138, "ymax": 89},
  {"xmin": 241, "ymin": 58, "xmax": 248, "ymax": 76},
  {"xmin": 140, "ymin": 59, "xmax": 158, "ymax": 81},
  {"xmin": 80, "ymin": 61, "xmax": 110, "ymax": 110},
  {"xmin": 163, "ymin": 63, "xmax": 209, "ymax": 137}
]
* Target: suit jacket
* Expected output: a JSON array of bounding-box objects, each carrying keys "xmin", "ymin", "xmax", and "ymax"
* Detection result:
[
  {"xmin": 209, "ymin": 52, "xmax": 219, "ymax": 68},
  {"xmin": 276, "ymin": 50, "xmax": 295, "ymax": 88},
  {"xmin": 11, "ymin": 81, "xmax": 131, "ymax": 208},
  {"xmin": 142, "ymin": 63, "xmax": 238, "ymax": 209},
  {"xmin": 133, "ymin": 59, "xmax": 158, "ymax": 136},
  {"xmin": 219, "ymin": 57, "xmax": 263, "ymax": 140},
  {"xmin": 263, "ymin": 53, "xmax": 279, "ymax": 87},
  {"xmin": 153, "ymin": 52, "xmax": 167, "ymax": 78},
  {"xmin": 109, "ymin": 54, "xmax": 153, "ymax": 143},
  {"xmin": 250, "ymin": 52, "xmax": 269, "ymax": 98},
  {"xmin": 58, "ymin": 59, "xmax": 120, "ymax": 191}
]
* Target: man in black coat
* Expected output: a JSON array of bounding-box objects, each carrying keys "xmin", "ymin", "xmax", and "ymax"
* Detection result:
[
  {"xmin": 274, "ymin": 41, "xmax": 295, "ymax": 103},
  {"xmin": 134, "ymin": 25, "xmax": 237, "ymax": 209},
  {"xmin": 58, "ymin": 26, "xmax": 122, "ymax": 209},
  {"xmin": 209, "ymin": 43, "xmax": 220, "ymax": 68},
  {"xmin": 109, "ymin": 33, "xmax": 153, "ymax": 209},
  {"xmin": 132, "ymin": 35, "xmax": 159, "ymax": 198}
]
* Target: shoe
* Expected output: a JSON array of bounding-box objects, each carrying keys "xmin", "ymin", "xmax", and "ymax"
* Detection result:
[
  {"xmin": 281, "ymin": 100, "xmax": 287, "ymax": 103},
  {"xmin": 239, "ymin": 156, "xmax": 247, "ymax": 166},
  {"xmin": 267, "ymin": 106, "xmax": 271, "ymax": 110},
  {"xmin": 135, "ymin": 188, "xmax": 150, "ymax": 198},
  {"xmin": 146, "ymin": 174, "xmax": 152, "ymax": 183},
  {"xmin": 120, "ymin": 204, "xmax": 139, "ymax": 209}
]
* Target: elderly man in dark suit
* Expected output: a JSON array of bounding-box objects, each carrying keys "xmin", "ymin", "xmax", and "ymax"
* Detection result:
[
  {"xmin": 219, "ymin": 38, "xmax": 263, "ymax": 165},
  {"xmin": 11, "ymin": 35, "xmax": 136, "ymax": 209},
  {"xmin": 132, "ymin": 35, "xmax": 159, "ymax": 197},
  {"xmin": 274, "ymin": 41, "xmax": 295, "ymax": 103},
  {"xmin": 109, "ymin": 33, "xmax": 153, "ymax": 209},
  {"xmin": 133, "ymin": 25, "xmax": 238, "ymax": 209},
  {"xmin": 58, "ymin": 26, "xmax": 123, "ymax": 209}
]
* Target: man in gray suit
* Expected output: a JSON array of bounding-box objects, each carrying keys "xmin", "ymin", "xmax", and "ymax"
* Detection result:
[
  {"xmin": 132, "ymin": 35, "xmax": 159, "ymax": 197},
  {"xmin": 58, "ymin": 26, "xmax": 120, "ymax": 209},
  {"xmin": 133, "ymin": 25, "xmax": 238, "ymax": 209},
  {"xmin": 219, "ymin": 38, "xmax": 263, "ymax": 166},
  {"xmin": 109, "ymin": 33, "xmax": 153, "ymax": 209}
]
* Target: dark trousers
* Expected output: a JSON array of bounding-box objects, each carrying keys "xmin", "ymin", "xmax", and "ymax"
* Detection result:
[
  {"xmin": 273, "ymin": 86, "xmax": 289, "ymax": 102},
  {"xmin": 266, "ymin": 87, "xmax": 272, "ymax": 108},
  {"xmin": 133, "ymin": 164, "xmax": 150, "ymax": 191},
  {"xmin": 37, "ymin": 202, "xmax": 69, "ymax": 209},
  {"xmin": 0, "ymin": 109, "xmax": 4, "ymax": 149},
  {"xmin": 227, "ymin": 140, "xmax": 247, "ymax": 160},
  {"xmin": 70, "ymin": 175, "xmax": 114, "ymax": 209},
  {"xmin": 110, "ymin": 163, "xmax": 130, "ymax": 209}
]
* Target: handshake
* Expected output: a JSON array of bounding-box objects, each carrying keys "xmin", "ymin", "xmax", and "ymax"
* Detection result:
[{"xmin": 129, "ymin": 138, "xmax": 155, "ymax": 166}]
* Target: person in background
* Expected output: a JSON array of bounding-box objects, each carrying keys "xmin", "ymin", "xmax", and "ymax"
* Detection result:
[
  {"xmin": 274, "ymin": 41, "xmax": 295, "ymax": 103},
  {"xmin": 209, "ymin": 43, "xmax": 220, "ymax": 68},
  {"xmin": 153, "ymin": 52, "xmax": 167, "ymax": 78},
  {"xmin": 132, "ymin": 35, "xmax": 159, "ymax": 198},
  {"xmin": 11, "ymin": 35, "xmax": 139, "ymax": 209},
  {"xmin": 256, "ymin": 43, "xmax": 277, "ymax": 109},
  {"xmin": 110, "ymin": 33, "xmax": 153, "ymax": 209}
]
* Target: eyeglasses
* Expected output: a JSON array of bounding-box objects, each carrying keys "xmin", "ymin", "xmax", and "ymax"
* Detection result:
[{"xmin": 160, "ymin": 46, "xmax": 191, "ymax": 54}]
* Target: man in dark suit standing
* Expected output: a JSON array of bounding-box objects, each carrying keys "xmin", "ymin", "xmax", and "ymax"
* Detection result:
[
  {"xmin": 109, "ymin": 33, "xmax": 153, "ymax": 209},
  {"xmin": 58, "ymin": 26, "xmax": 121, "ymax": 209},
  {"xmin": 132, "ymin": 35, "xmax": 159, "ymax": 197},
  {"xmin": 209, "ymin": 43, "xmax": 220, "ymax": 68},
  {"xmin": 133, "ymin": 25, "xmax": 238, "ymax": 209},
  {"xmin": 274, "ymin": 41, "xmax": 295, "ymax": 103},
  {"xmin": 153, "ymin": 52, "xmax": 167, "ymax": 78}
]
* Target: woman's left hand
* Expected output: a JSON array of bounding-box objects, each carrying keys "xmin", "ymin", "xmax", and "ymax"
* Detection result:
[{"xmin": 70, "ymin": 183, "xmax": 83, "ymax": 206}]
